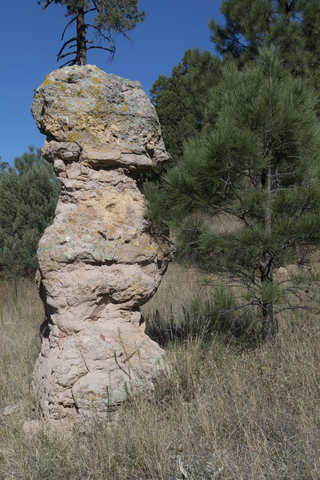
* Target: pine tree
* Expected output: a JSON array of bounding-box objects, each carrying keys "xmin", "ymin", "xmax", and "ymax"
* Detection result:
[
  {"xmin": 209, "ymin": 0, "xmax": 320, "ymax": 80},
  {"xmin": 0, "ymin": 161, "xmax": 9, "ymax": 175},
  {"xmin": 149, "ymin": 51, "xmax": 198, "ymax": 175},
  {"xmin": 148, "ymin": 48, "xmax": 221, "ymax": 180},
  {"xmin": 38, "ymin": 0, "xmax": 145, "ymax": 66},
  {"xmin": 0, "ymin": 146, "xmax": 60, "ymax": 276},
  {"xmin": 182, "ymin": 48, "xmax": 222, "ymax": 130},
  {"xmin": 145, "ymin": 49, "xmax": 320, "ymax": 342}
]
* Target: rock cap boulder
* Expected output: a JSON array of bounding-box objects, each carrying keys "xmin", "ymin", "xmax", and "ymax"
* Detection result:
[{"xmin": 31, "ymin": 65, "xmax": 170, "ymax": 170}]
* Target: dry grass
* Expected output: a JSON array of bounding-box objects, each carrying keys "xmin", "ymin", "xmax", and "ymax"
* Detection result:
[
  {"xmin": 142, "ymin": 263, "xmax": 213, "ymax": 344},
  {"xmin": 0, "ymin": 278, "xmax": 42, "ymax": 412},
  {"xmin": 0, "ymin": 268, "xmax": 319, "ymax": 479}
]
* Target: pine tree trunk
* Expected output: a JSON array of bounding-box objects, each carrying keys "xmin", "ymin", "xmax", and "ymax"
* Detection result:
[
  {"xmin": 261, "ymin": 166, "xmax": 274, "ymax": 342},
  {"xmin": 260, "ymin": 252, "xmax": 275, "ymax": 342},
  {"xmin": 12, "ymin": 263, "xmax": 18, "ymax": 303},
  {"xmin": 265, "ymin": 166, "xmax": 272, "ymax": 233},
  {"xmin": 262, "ymin": 294, "xmax": 274, "ymax": 342},
  {"xmin": 76, "ymin": 8, "xmax": 87, "ymax": 66}
]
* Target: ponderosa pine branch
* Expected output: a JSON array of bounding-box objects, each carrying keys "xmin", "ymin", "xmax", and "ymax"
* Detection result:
[
  {"xmin": 220, "ymin": 33, "xmax": 248, "ymax": 51},
  {"xmin": 241, "ymin": 212, "xmax": 255, "ymax": 229},
  {"xmin": 271, "ymin": 170, "xmax": 300, "ymax": 178},
  {"xmin": 38, "ymin": 0, "xmax": 55, "ymax": 12},
  {"xmin": 278, "ymin": 305, "xmax": 315, "ymax": 315},
  {"xmin": 59, "ymin": 59, "xmax": 77, "ymax": 67},
  {"xmin": 84, "ymin": 24, "xmax": 114, "ymax": 45},
  {"xmin": 207, "ymin": 202, "xmax": 257, "ymax": 230},
  {"xmin": 57, "ymin": 37, "xmax": 77, "ymax": 61},
  {"xmin": 58, "ymin": 50, "xmax": 77, "ymax": 60},
  {"xmin": 220, "ymin": 300, "xmax": 267, "ymax": 315},
  {"xmin": 288, "ymin": 0, "xmax": 298, "ymax": 12},
  {"xmin": 86, "ymin": 45, "xmax": 115, "ymax": 54},
  {"xmin": 289, "ymin": 197, "xmax": 312, "ymax": 225},
  {"xmin": 91, "ymin": 0, "xmax": 99, "ymax": 10},
  {"xmin": 61, "ymin": 17, "xmax": 76, "ymax": 41}
]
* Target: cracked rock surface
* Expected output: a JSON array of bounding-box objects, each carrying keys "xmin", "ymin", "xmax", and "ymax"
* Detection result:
[{"xmin": 31, "ymin": 65, "xmax": 172, "ymax": 422}]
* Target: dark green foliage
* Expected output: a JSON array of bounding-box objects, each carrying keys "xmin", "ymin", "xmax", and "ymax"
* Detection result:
[
  {"xmin": 0, "ymin": 162, "xmax": 9, "ymax": 175},
  {"xmin": 145, "ymin": 282, "xmax": 262, "ymax": 349},
  {"xmin": 209, "ymin": 0, "xmax": 320, "ymax": 81},
  {"xmin": 0, "ymin": 146, "xmax": 60, "ymax": 276},
  {"xmin": 149, "ymin": 51, "xmax": 198, "ymax": 177},
  {"xmin": 189, "ymin": 285, "xmax": 262, "ymax": 348},
  {"xmin": 145, "ymin": 49, "xmax": 320, "ymax": 341},
  {"xmin": 38, "ymin": 0, "xmax": 145, "ymax": 66},
  {"xmin": 147, "ymin": 49, "xmax": 221, "ymax": 182},
  {"xmin": 182, "ymin": 48, "xmax": 223, "ymax": 129}
]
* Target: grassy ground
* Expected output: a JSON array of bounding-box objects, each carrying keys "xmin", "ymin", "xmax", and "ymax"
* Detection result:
[{"xmin": 0, "ymin": 268, "xmax": 319, "ymax": 479}]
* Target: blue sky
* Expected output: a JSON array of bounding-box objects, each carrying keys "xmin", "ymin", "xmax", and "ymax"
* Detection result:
[{"xmin": 1, "ymin": 1, "xmax": 223, "ymax": 166}]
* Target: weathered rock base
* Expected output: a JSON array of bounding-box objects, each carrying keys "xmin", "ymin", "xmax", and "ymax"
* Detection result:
[{"xmin": 31, "ymin": 65, "xmax": 172, "ymax": 423}]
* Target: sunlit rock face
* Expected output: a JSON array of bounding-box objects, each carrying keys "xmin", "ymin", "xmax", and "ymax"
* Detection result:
[{"xmin": 31, "ymin": 65, "xmax": 172, "ymax": 422}]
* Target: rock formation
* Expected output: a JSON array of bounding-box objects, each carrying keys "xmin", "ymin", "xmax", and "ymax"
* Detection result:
[{"xmin": 31, "ymin": 65, "xmax": 171, "ymax": 423}]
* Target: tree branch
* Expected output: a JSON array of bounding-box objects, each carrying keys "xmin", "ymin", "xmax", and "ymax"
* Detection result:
[
  {"xmin": 289, "ymin": 195, "xmax": 311, "ymax": 224},
  {"xmin": 221, "ymin": 33, "xmax": 248, "ymax": 50},
  {"xmin": 209, "ymin": 203, "xmax": 233, "ymax": 214},
  {"xmin": 57, "ymin": 37, "xmax": 76, "ymax": 61},
  {"xmin": 270, "ymin": 186, "xmax": 296, "ymax": 193},
  {"xmin": 59, "ymin": 58, "xmax": 78, "ymax": 68},
  {"xmin": 85, "ymin": 24, "xmax": 114, "ymax": 46},
  {"xmin": 270, "ymin": 170, "xmax": 300, "ymax": 179},
  {"xmin": 288, "ymin": 0, "xmax": 297, "ymax": 12},
  {"xmin": 38, "ymin": 0, "xmax": 55, "ymax": 12},
  {"xmin": 221, "ymin": 300, "xmax": 265, "ymax": 315},
  {"xmin": 91, "ymin": 0, "xmax": 99, "ymax": 11},
  {"xmin": 208, "ymin": 201, "xmax": 257, "ymax": 230},
  {"xmin": 61, "ymin": 17, "xmax": 76, "ymax": 41},
  {"xmin": 58, "ymin": 50, "xmax": 77, "ymax": 60},
  {"xmin": 241, "ymin": 211, "xmax": 255, "ymax": 229},
  {"xmin": 86, "ymin": 45, "xmax": 115, "ymax": 53}
]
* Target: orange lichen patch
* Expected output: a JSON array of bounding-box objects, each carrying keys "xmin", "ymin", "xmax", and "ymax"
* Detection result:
[{"xmin": 53, "ymin": 278, "xmax": 60, "ymax": 284}]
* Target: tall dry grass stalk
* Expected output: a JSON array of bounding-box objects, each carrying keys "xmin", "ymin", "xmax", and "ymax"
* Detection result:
[
  {"xmin": 0, "ymin": 278, "xmax": 42, "ymax": 412},
  {"xmin": 0, "ymin": 268, "xmax": 319, "ymax": 479}
]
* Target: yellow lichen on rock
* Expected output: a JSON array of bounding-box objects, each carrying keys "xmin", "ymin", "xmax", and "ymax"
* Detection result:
[{"xmin": 42, "ymin": 75, "xmax": 52, "ymax": 86}]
